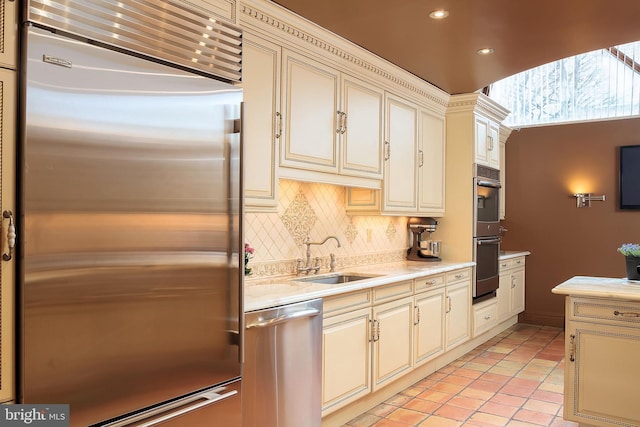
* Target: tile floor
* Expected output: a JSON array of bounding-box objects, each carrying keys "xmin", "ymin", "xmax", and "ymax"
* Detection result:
[{"xmin": 343, "ymin": 324, "xmax": 578, "ymax": 427}]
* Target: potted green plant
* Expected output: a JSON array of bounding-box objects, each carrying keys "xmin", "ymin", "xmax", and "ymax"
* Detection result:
[{"xmin": 618, "ymin": 243, "xmax": 640, "ymax": 281}]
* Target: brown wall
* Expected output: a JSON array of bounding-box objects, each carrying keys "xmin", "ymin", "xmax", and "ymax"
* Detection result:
[{"xmin": 501, "ymin": 117, "xmax": 640, "ymax": 327}]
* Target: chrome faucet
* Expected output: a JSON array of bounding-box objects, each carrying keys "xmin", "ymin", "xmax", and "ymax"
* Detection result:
[{"xmin": 296, "ymin": 235, "xmax": 342, "ymax": 275}]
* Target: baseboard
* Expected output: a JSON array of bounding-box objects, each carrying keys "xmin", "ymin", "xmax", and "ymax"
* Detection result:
[
  {"xmin": 519, "ymin": 311, "xmax": 565, "ymax": 328},
  {"xmin": 321, "ymin": 316, "xmax": 519, "ymax": 427}
]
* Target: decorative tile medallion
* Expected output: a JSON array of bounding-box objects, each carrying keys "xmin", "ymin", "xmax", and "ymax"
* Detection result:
[
  {"xmin": 345, "ymin": 219, "xmax": 358, "ymax": 245},
  {"xmin": 281, "ymin": 190, "xmax": 317, "ymax": 246},
  {"xmin": 386, "ymin": 220, "xmax": 397, "ymax": 241}
]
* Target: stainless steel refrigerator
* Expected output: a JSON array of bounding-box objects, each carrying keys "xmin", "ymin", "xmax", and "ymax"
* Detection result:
[{"xmin": 19, "ymin": 1, "xmax": 243, "ymax": 425}]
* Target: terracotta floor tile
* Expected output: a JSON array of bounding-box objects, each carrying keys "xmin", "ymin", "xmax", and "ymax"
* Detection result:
[
  {"xmin": 513, "ymin": 408, "xmax": 555, "ymax": 425},
  {"xmin": 500, "ymin": 383, "xmax": 536, "ymax": 398},
  {"xmin": 479, "ymin": 372, "xmax": 512, "ymax": 385},
  {"xmin": 537, "ymin": 382, "xmax": 564, "ymax": 393},
  {"xmin": 403, "ymin": 398, "xmax": 442, "ymax": 414},
  {"xmin": 549, "ymin": 417, "xmax": 579, "ymax": 426},
  {"xmin": 453, "ymin": 367, "xmax": 484, "ymax": 379},
  {"xmin": 530, "ymin": 390, "xmax": 564, "ymax": 405},
  {"xmin": 506, "ymin": 419, "xmax": 547, "ymax": 426},
  {"xmin": 464, "ymin": 412, "xmax": 511, "ymax": 426},
  {"xmin": 366, "ymin": 403, "xmax": 398, "ymax": 418},
  {"xmin": 458, "ymin": 387, "xmax": 495, "ymax": 401},
  {"xmin": 488, "ymin": 366, "xmax": 520, "ymax": 377},
  {"xmin": 417, "ymin": 415, "xmax": 462, "ymax": 426},
  {"xmin": 430, "ymin": 381, "xmax": 466, "ymax": 395},
  {"xmin": 371, "ymin": 418, "xmax": 410, "ymax": 427},
  {"xmin": 346, "ymin": 412, "xmax": 382, "ymax": 426},
  {"xmin": 399, "ymin": 386, "xmax": 423, "ymax": 397},
  {"xmin": 438, "ymin": 365, "xmax": 458, "ymax": 374},
  {"xmin": 514, "ymin": 371, "xmax": 548, "ymax": 382},
  {"xmin": 489, "ymin": 392, "xmax": 527, "ymax": 408},
  {"xmin": 528, "ymin": 358, "xmax": 559, "ymax": 368},
  {"xmin": 415, "ymin": 389, "xmax": 454, "ymax": 404},
  {"xmin": 446, "ymin": 395, "xmax": 485, "ymax": 411},
  {"xmin": 427, "ymin": 371, "xmax": 448, "ymax": 381},
  {"xmin": 441, "ymin": 374, "xmax": 475, "ymax": 387},
  {"xmin": 433, "ymin": 403, "xmax": 474, "ymax": 421},
  {"xmin": 384, "ymin": 394, "xmax": 413, "ymax": 407},
  {"xmin": 386, "ymin": 407, "xmax": 428, "ymax": 425},
  {"xmin": 508, "ymin": 377, "xmax": 542, "ymax": 389},
  {"xmin": 464, "ymin": 362, "xmax": 494, "ymax": 372},
  {"xmin": 522, "ymin": 399, "xmax": 561, "ymax": 416},
  {"xmin": 468, "ymin": 379, "xmax": 504, "ymax": 393},
  {"xmin": 478, "ymin": 401, "xmax": 519, "ymax": 418}
]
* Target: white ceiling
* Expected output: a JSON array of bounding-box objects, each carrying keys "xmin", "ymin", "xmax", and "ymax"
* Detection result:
[{"xmin": 271, "ymin": 0, "xmax": 640, "ymax": 94}]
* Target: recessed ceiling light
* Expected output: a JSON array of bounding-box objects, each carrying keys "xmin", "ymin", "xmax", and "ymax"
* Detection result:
[
  {"xmin": 477, "ymin": 47, "xmax": 495, "ymax": 55},
  {"xmin": 428, "ymin": 9, "xmax": 449, "ymax": 19}
]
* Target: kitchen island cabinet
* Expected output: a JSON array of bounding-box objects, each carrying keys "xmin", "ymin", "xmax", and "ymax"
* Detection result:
[{"xmin": 552, "ymin": 276, "xmax": 640, "ymax": 427}]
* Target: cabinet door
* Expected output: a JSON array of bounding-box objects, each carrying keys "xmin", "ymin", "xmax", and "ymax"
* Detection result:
[
  {"xmin": 488, "ymin": 121, "xmax": 500, "ymax": 169},
  {"xmin": 383, "ymin": 94, "xmax": 417, "ymax": 213},
  {"xmin": 0, "ymin": 67, "xmax": 15, "ymax": 403},
  {"xmin": 565, "ymin": 321, "xmax": 640, "ymax": 426},
  {"xmin": 322, "ymin": 307, "xmax": 372, "ymax": 416},
  {"xmin": 414, "ymin": 288, "xmax": 445, "ymax": 367},
  {"xmin": 340, "ymin": 75, "xmax": 383, "ymax": 179},
  {"xmin": 510, "ymin": 266, "xmax": 525, "ymax": 315},
  {"xmin": 281, "ymin": 50, "xmax": 339, "ymax": 173},
  {"xmin": 445, "ymin": 280, "xmax": 471, "ymax": 350},
  {"xmin": 417, "ymin": 108, "xmax": 445, "ymax": 215},
  {"xmin": 0, "ymin": 0, "xmax": 17, "ymax": 70},
  {"xmin": 242, "ymin": 33, "xmax": 280, "ymax": 211},
  {"xmin": 497, "ymin": 268, "xmax": 511, "ymax": 322},
  {"xmin": 372, "ymin": 296, "xmax": 413, "ymax": 391},
  {"xmin": 474, "ymin": 114, "xmax": 490, "ymax": 166}
]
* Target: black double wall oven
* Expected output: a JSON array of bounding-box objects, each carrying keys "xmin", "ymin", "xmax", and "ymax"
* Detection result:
[{"xmin": 474, "ymin": 165, "xmax": 501, "ymax": 303}]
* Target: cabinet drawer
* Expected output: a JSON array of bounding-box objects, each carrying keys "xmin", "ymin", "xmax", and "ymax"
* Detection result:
[
  {"xmin": 414, "ymin": 274, "xmax": 445, "ymax": 293},
  {"xmin": 500, "ymin": 256, "xmax": 525, "ymax": 270},
  {"xmin": 447, "ymin": 268, "xmax": 471, "ymax": 284},
  {"xmin": 569, "ymin": 297, "xmax": 640, "ymax": 327},
  {"xmin": 324, "ymin": 290, "xmax": 371, "ymax": 318},
  {"xmin": 473, "ymin": 299, "xmax": 498, "ymax": 336},
  {"xmin": 373, "ymin": 280, "xmax": 413, "ymax": 304}
]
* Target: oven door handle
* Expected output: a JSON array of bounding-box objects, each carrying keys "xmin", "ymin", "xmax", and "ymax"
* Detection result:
[
  {"xmin": 477, "ymin": 179, "xmax": 502, "ymax": 189},
  {"xmin": 477, "ymin": 237, "xmax": 501, "ymax": 245}
]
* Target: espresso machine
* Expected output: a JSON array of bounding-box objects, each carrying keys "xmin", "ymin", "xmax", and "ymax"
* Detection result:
[{"xmin": 407, "ymin": 217, "xmax": 441, "ymax": 261}]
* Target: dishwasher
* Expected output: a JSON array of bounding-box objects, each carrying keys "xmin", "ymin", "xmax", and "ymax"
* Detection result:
[{"xmin": 243, "ymin": 298, "xmax": 323, "ymax": 427}]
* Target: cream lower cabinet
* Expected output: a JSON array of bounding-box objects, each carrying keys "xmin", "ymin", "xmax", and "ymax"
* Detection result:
[
  {"xmin": 413, "ymin": 276, "xmax": 445, "ymax": 367},
  {"xmin": 445, "ymin": 269, "xmax": 471, "ymax": 350},
  {"xmin": 563, "ymin": 297, "xmax": 640, "ymax": 426},
  {"xmin": 321, "ymin": 281, "xmax": 413, "ymax": 416},
  {"xmin": 497, "ymin": 256, "xmax": 525, "ymax": 322}
]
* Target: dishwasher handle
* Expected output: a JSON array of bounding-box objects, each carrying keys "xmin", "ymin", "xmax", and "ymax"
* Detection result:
[
  {"xmin": 246, "ymin": 307, "xmax": 321, "ymax": 329},
  {"xmin": 245, "ymin": 298, "xmax": 323, "ymax": 329}
]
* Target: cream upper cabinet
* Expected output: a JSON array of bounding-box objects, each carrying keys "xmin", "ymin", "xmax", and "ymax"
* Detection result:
[
  {"xmin": 340, "ymin": 74, "xmax": 384, "ymax": 179},
  {"xmin": 563, "ymin": 297, "xmax": 640, "ymax": 426},
  {"xmin": 0, "ymin": 0, "xmax": 17, "ymax": 70},
  {"xmin": 382, "ymin": 93, "xmax": 418, "ymax": 213},
  {"xmin": 281, "ymin": 49, "xmax": 340, "ymax": 174},
  {"xmin": 279, "ymin": 49, "xmax": 383, "ymax": 186},
  {"xmin": 474, "ymin": 114, "xmax": 500, "ymax": 169},
  {"xmin": 417, "ymin": 107, "xmax": 446, "ymax": 216},
  {"xmin": 0, "ymin": 66, "xmax": 16, "ymax": 403},
  {"xmin": 242, "ymin": 32, "xmax": 280, "ymax": 211}
]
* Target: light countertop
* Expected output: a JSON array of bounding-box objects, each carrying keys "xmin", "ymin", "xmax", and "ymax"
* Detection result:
[
  {"xmin": 552, "ymin": 276, "xmax": 640, "ymax": 301},
  {"xmin": 245, "ymin": 250, "xmax": 530, "ymax": 312}
]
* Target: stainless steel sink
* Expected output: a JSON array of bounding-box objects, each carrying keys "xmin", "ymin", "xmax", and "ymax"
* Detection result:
[{"xmin": 293, "ymin": 273, "xmax": 378, "ymax": 285}]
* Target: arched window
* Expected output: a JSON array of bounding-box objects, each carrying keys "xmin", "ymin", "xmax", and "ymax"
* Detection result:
[{"xmin": 489, "ymin": 41, "xmax": 640, "ymax": 127}]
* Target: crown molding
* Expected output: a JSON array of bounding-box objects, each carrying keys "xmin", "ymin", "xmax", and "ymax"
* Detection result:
[
  {"xmin": 240, "ymin": 2, "xmax": 449, "ymax": 108},
  {"xmin": 447, "ymin": 93, "xmax": 510, "ymax": 121}
]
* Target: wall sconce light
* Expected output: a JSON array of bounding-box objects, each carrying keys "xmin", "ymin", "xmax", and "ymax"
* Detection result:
[{"xmin": 573, "ymin": 193, "xmax": 606, "ymax": 208}]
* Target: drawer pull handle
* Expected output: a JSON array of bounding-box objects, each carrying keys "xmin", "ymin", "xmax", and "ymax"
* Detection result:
[
  {"xmin": 484, "ymin": 314, "xmax": 492, "ymax": 320},
  {"xmin": 613, "ymin": 310, "xmax": 640, "ymax": 318},
  {"xmin": 426, "ymin": 279, "xmax": 437, "ymax": 285},
  {"xmin": 569, "ymin": 334, "xmax": 576, "ymax": 362},
  {"xmin": 455, "ymin": 273, "xmax": 463, "ymax": 279}
]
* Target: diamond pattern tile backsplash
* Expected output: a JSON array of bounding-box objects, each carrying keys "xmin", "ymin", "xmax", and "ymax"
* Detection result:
[{"xmin": 245, "ymin": 180, "xmax": 410, "ymax": 277}]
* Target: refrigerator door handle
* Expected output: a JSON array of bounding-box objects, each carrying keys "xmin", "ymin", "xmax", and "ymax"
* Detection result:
[{"xmin": 106, "ymin": 387, "xmax": 238, "ymax": 427}]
